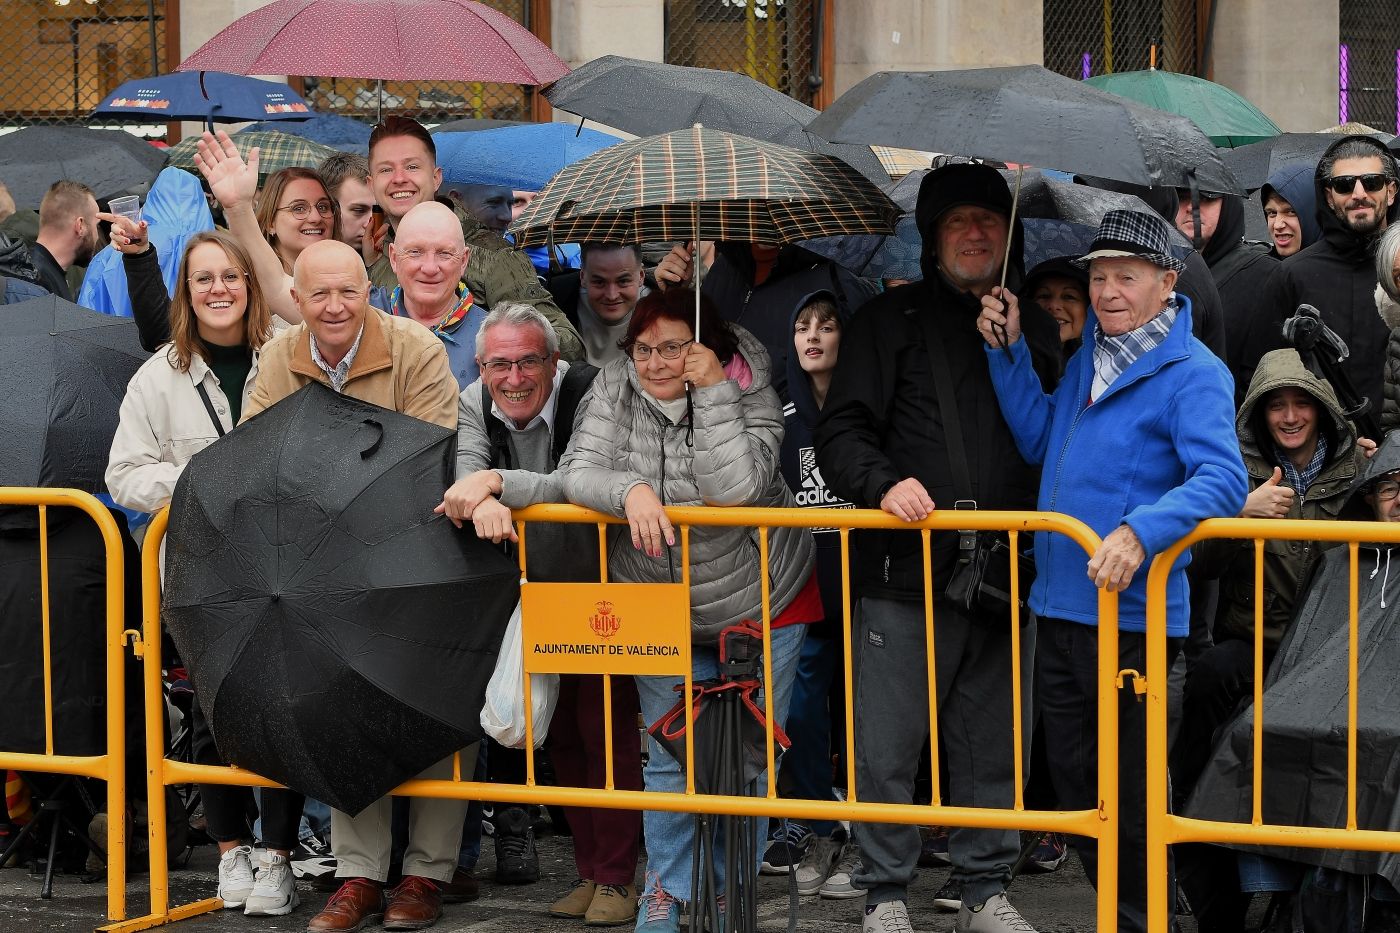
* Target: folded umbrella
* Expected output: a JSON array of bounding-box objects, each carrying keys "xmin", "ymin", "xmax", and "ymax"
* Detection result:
[
  {"xmin": 179, "ymin": 0, "xmax": 568, "ymax": 85},
  {"xmin": 0, "ymin": 126, "xmax": 166, "ymax": 210},
  {"xmin": 165, "ymin": 130, "xmax": 341, "ymax": 184},
  {"xmin": 544, "ymin": 55, "xmax": 888, "ymax": 184},
  {"xmin": 162, "ymin": 384, "xmax": 519, "ymax": 815},
  {"xmin": 434, "ymin": 124, "xmax": 623, "ymax": 191},
  {"xmin": 93, "ymin": 71, "xmax": 312, "ymax": 124},
  {"xmin": 0, "ymin": 296, "xmax": 148, "ymax": 491},
  {"xmin": 807, "ymin": 65, "xmax": 1241, "ymax": 195}
]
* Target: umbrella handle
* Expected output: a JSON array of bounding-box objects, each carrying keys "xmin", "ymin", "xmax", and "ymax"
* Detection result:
[{"xmin": 358, "ymin": 418, "xmax": 383, "ymax": 459}]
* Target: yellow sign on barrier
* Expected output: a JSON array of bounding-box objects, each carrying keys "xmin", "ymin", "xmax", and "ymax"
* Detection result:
[{"xmin": 520, "ymin": 582, "xmax": 689, "ymax": 676}]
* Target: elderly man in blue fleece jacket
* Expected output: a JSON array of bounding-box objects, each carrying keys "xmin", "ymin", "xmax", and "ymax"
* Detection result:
[{"xmin": 976, "ymin": 208, "xmax": 1248, "ymax": 933}]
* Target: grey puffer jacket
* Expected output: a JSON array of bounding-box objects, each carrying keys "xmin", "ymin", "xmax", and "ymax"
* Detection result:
[{"xmin": 562, "ymin": 325, "xmax": 815, "ymax": 645}]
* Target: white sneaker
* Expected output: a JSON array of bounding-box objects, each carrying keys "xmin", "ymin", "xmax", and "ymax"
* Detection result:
[
  {"xmin": 955, "ymin": 892, "xmax": 1038, "ymax": 933},
  {"xmin": 243, "ymin": 851, "xmax": 300, "ymax": 916},
  {"xmin": 795, "ymin": 834, "xmax": 842, "ymax": 895},
  {"xmin": 819, "ymin": 837, "xmax": 864, "ymax": 899},
  {"xmin": 863, "ymin": 900, "xmax": 915, "ymax": 933},
  {"xmin": 217, "ymin": 845, "xmax": 256, "ymax": 908}
]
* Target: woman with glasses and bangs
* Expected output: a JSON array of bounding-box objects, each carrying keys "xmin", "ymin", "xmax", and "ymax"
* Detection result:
[
  {"xmin": 254, "ymin": 167, "xmax": 341, "ymax": 275},
  {"xmin": 105, "ymin": 229, "xmax": 303, "ymax": 920},
  {"xmin": 561, "ymin": 287, "xmax": 817, "ymax": 933}
]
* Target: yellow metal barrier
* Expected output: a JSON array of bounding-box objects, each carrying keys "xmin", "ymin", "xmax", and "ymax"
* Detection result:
[
  {"xmin": 114, "ymin": 503, "xmax": 1124, "ymax": 932},
  {"xmin": 0, "ymin": 487, "xmax": 130, "ymax": 922},
  {"xmin": 1144, "ymin": 518, "xmax": 1400, "ymax": 933}
]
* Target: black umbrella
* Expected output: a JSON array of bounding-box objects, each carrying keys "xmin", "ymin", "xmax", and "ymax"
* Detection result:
[
  {"xmin": 806, "ymin": 66, "xmax": 1241, "ymax": 195},
  {"xmin": 543, "ymin": 54, "xmax": 889, "ymax": 184},
  {"xmin": 162, "ymin": 383, "xmax": 519, "ymax": 815},
  {"xmin": 0, "ymin": 295, "xmax": 148, "ymax": 491},
  {"xmin": 0, "ymin": 126, "xmax": 167, "ymax": 210},
  {"xmin": 1222, "ymin": 131, "xmax": 1400, "ymax": 191}
]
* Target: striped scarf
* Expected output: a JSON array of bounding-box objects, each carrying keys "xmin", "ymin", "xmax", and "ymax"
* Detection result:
[{"xmin": 1090, "ymin": 303, "xmax": 1178, "ymax": 402}]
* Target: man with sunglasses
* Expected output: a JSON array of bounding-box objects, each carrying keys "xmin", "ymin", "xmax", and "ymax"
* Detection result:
[{"xmin": 1241, "ymin": 135, "xmax": 1400, "ymax": 425}]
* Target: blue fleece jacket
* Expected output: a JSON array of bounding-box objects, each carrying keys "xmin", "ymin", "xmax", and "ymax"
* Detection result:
[{"xmin": 986, "ymin": 297, "xmax": 1247, "ymax": 635}]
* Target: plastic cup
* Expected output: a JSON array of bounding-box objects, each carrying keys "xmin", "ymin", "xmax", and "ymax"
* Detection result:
[{"xmin": 108, "ymin": 195, "xmax": 142, "ymax": 223}]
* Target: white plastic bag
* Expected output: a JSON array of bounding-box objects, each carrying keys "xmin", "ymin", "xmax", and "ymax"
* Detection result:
[{"xmin": 480, "ymin": 598, "xmax": 559, "ymax": 749}]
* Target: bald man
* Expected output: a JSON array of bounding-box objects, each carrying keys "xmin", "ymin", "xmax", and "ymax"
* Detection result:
[
  {"xmin": 242, "ymin": 239, "xmax": 457, "ymax": 427},
  {"xmin": 382, "ymin": 201, "xmax": 489, "ymax": 389}
]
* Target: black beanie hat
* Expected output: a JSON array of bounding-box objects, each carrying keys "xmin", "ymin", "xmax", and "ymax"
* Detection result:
[{"xmin": 914, "ymin": 163, "xmax": 1014, "ymax": 238}]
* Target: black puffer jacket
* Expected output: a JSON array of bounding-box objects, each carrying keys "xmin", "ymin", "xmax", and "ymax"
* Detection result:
[
  {"xmin": 1199, "ymin": 193, "xmax": 1278, "ymax": 396},
  {"xmin": 814, "ymin": 166, "xmax": 1061, "ymax": 601},
  {"xmin": 1239, "ymin": 135, "xmax": 1400, "ymax": 433}
]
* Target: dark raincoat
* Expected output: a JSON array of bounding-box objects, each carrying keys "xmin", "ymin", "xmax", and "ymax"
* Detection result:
[
  {"xmin": 1201, "ymin": 194, "xmax": 1278, "ymax": 396},
  {"xmin": 1260, "ymin": 162, "xmax": 1323, "ymax": 259}
]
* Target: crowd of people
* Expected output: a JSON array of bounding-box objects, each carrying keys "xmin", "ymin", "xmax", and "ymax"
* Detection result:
[{"xmin": 4, "ymin": 111, "xmax": 1400, "ymax": 933}]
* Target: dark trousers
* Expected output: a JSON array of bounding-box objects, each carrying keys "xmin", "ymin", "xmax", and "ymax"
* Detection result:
[
  {"xmin": 1037, "ymin": 618, "xmax": 1181, "ymax": 933},
  {"xmin": 190, "ymin": 694, "xmax": 304, "ymax": 851},
  {"xmin": 548, "ymin": 673, "xmax": 644, "ymax": 885},
  {"xmin": 1172, "ymin": 637, "xmax": 1258, "ymax": 807}
]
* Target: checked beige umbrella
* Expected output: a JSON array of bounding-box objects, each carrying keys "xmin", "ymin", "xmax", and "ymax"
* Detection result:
[
  {"xmin": 508, "ymin": 123, "xmax": 899, "ymax": 334},
  {"xmin": 167, "ymin": 130, "xmax": 341, "ymax": 184}
]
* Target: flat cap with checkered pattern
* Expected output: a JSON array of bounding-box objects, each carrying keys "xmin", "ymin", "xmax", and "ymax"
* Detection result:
[{"xmin": 1072, "ymin": 208, "xmax": 1185, "ymax": 273}]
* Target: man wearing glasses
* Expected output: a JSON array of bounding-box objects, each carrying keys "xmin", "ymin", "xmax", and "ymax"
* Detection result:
[{"xmin": 1243, "ymin": 135, "xmax": 1400, "ymax": 425}]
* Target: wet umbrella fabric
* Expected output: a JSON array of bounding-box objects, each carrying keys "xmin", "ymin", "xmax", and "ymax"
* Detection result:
[
  {"xmin": 1083, "ymin": 69, "xmax": 1282, "ymax": 148},
  {"xmin": 93, "ymin": 71, "xmax": 312, "ymax": 124},
  {"xmin": 162, "ymin": 383, "xmax": 519, "ymax": 815},
  {"xmin": 508, "ymin": 124, "xmax": 899, "ymax": 249},
  {"xmin": 1223, "ymin": 132, "xmax": 1400, "ymax": 191},
  {"xmin": 543, "ymin": 55, "xmax": 889, "ymax": 184},
  {"xmin": 165, "ymin": 130, "xmax": 341, "ymax": 183},
  {"xmin": 0, "ymin": 296, "xmax": 148, "ymax": 491},
  {"xmin": 178, "ymin": 0, "xmax": 568, "ymax": 85},
  {"xmin": 0, "ymin": 126, "xmax": 166, "ymax": 210},
  {"xmin": 429, "ymin": 117, "xmax": 526, "ymax": 134},
  {"xmin": 434, "ymin": 124, "xmax": 623, "ymax": 191},
  {"xmin": 243, "ymin": 112, "xmax": 372, "ymax": 153},
  {"xmin": 806, "ymin": 65, "xmax": 1241, "ymax": 194}
]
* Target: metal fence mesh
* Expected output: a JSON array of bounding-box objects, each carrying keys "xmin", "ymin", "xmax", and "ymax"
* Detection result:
[
  {"xmin": 1044, "ymin": 0, "xmax": 1197, "ymax": 79},
  {"xmin": 1340, "ymin": 0, "xmax": 1400, "ymax": 134},
  {"xmin": 303, "ymin": 0, "xmax": 534, "ymax": 124},
  {"xmin": 664, "ymin": 0, "xmax": 816, "ymax": 106},
  {"xmin": 0, "ymin": 0, "xmax": 165, "ymax": 126}
]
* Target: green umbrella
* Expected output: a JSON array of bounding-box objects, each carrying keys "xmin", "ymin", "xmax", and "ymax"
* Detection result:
[
  {"xmin": 165, "ymin": 129, "xmax": 341, "ymax": 183},
  {"xmin": 1084, "ymin": 69, "xmax": 1282, "ymax": 148}
]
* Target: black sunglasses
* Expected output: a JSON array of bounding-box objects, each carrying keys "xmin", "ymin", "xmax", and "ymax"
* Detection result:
[{"xmin": 1325, "ymin": 173, "xmax": 1391, "ymax": 195}]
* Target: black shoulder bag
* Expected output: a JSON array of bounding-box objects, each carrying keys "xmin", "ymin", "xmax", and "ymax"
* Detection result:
[{"xmin": 924, "ymin": 331, "xmax": 1034, "ymax": 623}]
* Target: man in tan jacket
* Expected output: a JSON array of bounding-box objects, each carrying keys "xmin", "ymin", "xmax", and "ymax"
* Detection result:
[{"xmin": 245, "ymin": 240, "xmax": 470, "ymax": 933}]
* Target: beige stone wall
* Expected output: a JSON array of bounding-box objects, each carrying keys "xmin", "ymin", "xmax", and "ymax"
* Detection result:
[
  {"xmin": 1208, "ymin": 0, "xmax": 1340, "ymax": 132},
  {"xmin": 830, "ymin": 0, "xmax": 1044, "ymax": 95},
  {"xmin": 551, "ymin": 0, "xmax": 665, "ymax": 67}
]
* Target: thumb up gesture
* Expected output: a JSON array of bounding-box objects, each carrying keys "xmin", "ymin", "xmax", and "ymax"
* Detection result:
[{"xmin": 1241, "ymin": 467, "xmax": 1296, "ymax": 518}]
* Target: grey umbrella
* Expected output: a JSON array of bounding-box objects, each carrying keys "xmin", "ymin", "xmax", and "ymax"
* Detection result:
[
  {"xmin": 0, "ymin": 126, "xmax": 167, "ymax": 210},
  {"xmin": 542, "ymin": 55, "xmax": 889, "ymax": 184},
  {"xmin": 806, "ymin": 66, "xmax": 1241, "ymax": 195},
  {"xmin": 1223, "ymin": 131, "xmax": 1400, "ymax": 191}
]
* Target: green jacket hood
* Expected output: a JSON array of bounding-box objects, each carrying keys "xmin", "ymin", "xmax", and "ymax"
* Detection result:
[{"xmin": 1238, "ymin": 348, "xmax": 1355, "ymax": 469}]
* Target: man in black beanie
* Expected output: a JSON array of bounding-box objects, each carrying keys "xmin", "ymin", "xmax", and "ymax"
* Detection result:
[{"xmin": 815, "ymin": 162, "xmax": 1060, "ymax": 933}]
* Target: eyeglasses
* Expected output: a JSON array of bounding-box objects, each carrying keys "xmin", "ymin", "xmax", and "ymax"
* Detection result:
[
  {"xmin": 630, "ymin": 339, "xmax": 693, "ymax": 361},
  {"xmin": 1325, "ymin": 173, "xmax": 1391, "ymax": 195},
  {"xmin": 277, "ymin": 200, "xmax": 335, "ymax": 219},
  {"xmin": 187, "ymin": 270, "xmax": 245, "ymax": 293},
  {"xmin": 482, "ymin": 355, "xmax": 547, "ymax": 376},
  {"xmin": 398, "ymin": 247, "xmax": 464, "ymax": 265},
  {"xmin": 1374, "ymin": 479, "xmax": 1400, "ymax": 501}
]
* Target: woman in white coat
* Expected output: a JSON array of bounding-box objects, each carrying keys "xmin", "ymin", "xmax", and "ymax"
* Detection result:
[{"xmin": 105, "ymin": 229, "xmax": 302, "ymax": 918}]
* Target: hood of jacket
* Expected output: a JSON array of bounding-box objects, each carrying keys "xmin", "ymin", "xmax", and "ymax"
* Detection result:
[
  {"xmin": 1237, "ymin": 348, "xmax": 1356, "ymax": 471},
  {"xmin": 783, "ymin": 288, "xmax": 839, "ymax": 427},
  {"xmin": 1201, "ymin": 194, "xmax": 1251, "ymax": 266},
  {"xmin": 1311, "ymin": 135, "xmax": 1400, "ymax": 261},
  {"xmin": 913, "ymin": 163, "xmax": 1025, "ymax": 291},
  {"xmin": 142, "ymin": 167, "xmax": 215, "ymax": 237},
  {"xmin": 1349, "ymin": 430, "xmax": 1400, "ymax": 507},
  {"xmin": 1261, "ymin": 162, "xmax": 1323, "ymax": 252},
  {"xmin": 0, "ymin": 233, "xmax": 39, "ymax": 283}
]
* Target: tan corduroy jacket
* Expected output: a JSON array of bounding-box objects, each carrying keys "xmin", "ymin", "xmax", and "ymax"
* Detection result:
[{"xmin": 242, "ymin": 307, "xmax": 458, "ymax": 430}]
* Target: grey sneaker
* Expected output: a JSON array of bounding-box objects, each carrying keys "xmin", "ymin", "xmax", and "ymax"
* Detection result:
[
  {"xmin": 863, "ymin": 900, "xmax": 915, "ymax": 933},
  {"xmin": 795, "ymin": 834, "xmax": 842, "ymax": 895},
  {"xmin": 243, "ymin": 850, "xmax": 300, "ymax": 916},
  {"xmin": 955, "ymin": 893, "xmax": 1038, "ymax": 933},
  {"xmin": 217, "ymin": 845, "xmax": 256, "ymax": 908},
  {"xmin": 818, "ymin": 838, "xmax": 863, "ymax": 899}
]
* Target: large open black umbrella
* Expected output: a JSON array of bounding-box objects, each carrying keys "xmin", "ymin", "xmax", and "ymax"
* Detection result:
[
  {"xmin": 0, "ymin": 295, "xmax": 148, "ymax": 491},
  {"xmin": 1223, "ymin": 131, "xmax": 1400, "ymax": 191},
  {"xmin": 544, "ymin": 55, "xmax": 889, "ymax": 184},
  {"xmin": 0, "ymin": 126, "xmax": 167, "ymax": 210},
  {"xmin": 162, "ymin": 384, "xmax": 519, "ymax": 815},
  {"xmin": 806, "ymin": 65, "xmax": 1241, "ymax": 195}
]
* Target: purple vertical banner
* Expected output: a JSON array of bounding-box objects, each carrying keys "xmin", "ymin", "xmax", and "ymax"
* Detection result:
[
  {"xmin": 1395, "ymin": 49, "xmax": 1399, "ymax": 134},
  {"xmin": 1082, "ymin": 53, "xmax": 1092, "ymax": 80},
  {"xmin": 1340, "ymin": 43, "xmax": 1350, "ymax": 124}
]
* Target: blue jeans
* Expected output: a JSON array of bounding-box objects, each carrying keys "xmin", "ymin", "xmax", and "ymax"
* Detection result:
[
  {"xmin": 779, "ymin": 630, "xmax": 839, "ymax": 837},
  {"xmin": 635, "ymin": 622, "xmax": 807, "ymax": 901}
]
